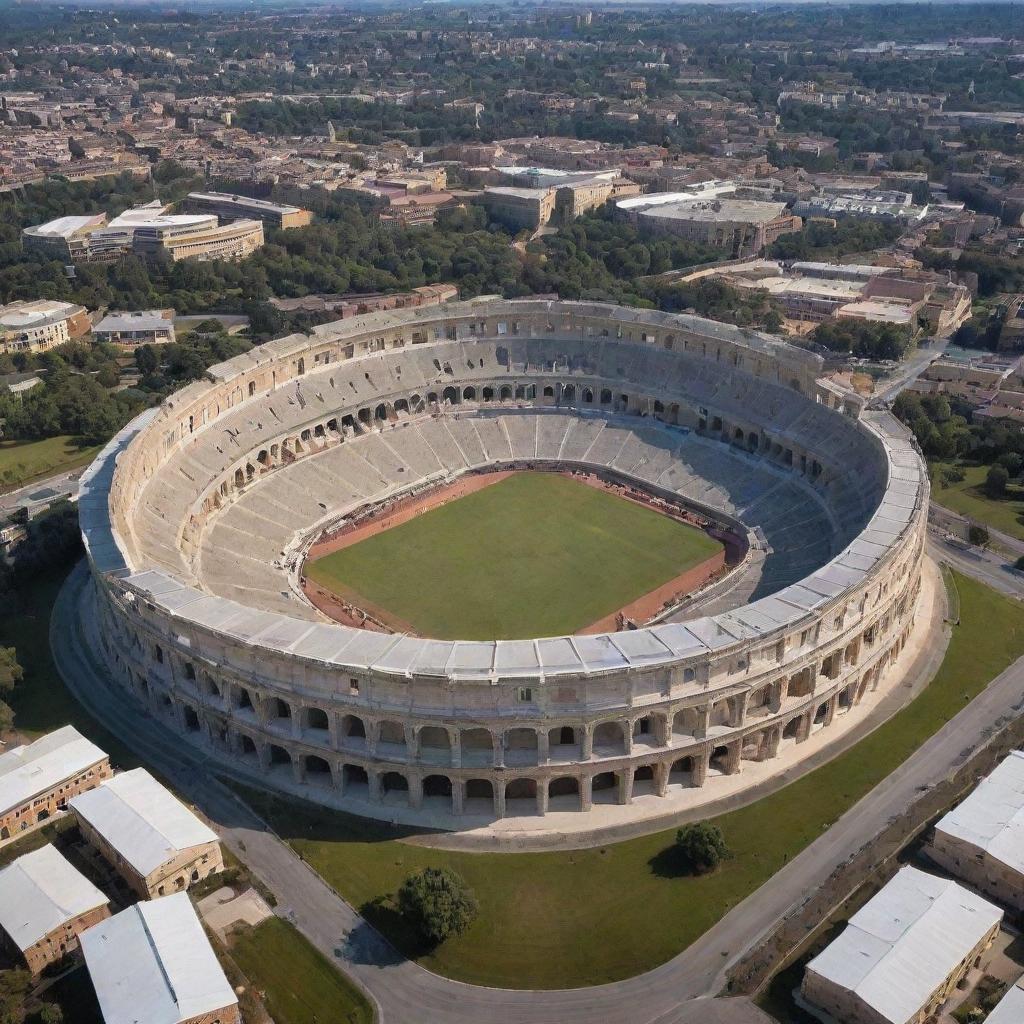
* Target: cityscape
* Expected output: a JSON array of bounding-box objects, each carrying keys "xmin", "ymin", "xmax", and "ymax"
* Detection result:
[{"xmin": 0, "ymin": 3, "xmax": 1023, "ymax": 1024}]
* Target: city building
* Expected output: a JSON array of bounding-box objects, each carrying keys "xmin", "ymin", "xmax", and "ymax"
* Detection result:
[
  {"xmin": 0, "ymin": 845, "xmax": 110, "ymax": 975},
  {"xmin": 0, "ymin": 726, "xmax": 111, "ymax": 841},
  {"xmin": 92, "ymin": 309, "xmax": 176, "ymax": 347},
  {"xmin": 801, "ymin": 866, "xmax": 1003, "ymax": 1024},
  {"xmin": 792, "ymin": 191, "xmax": 931, "ymax": 225},
  {"xmin": 22, "ymin": 213, "xmax": 107, "ymax": 261},
  {"xmin": 183, "ymin": 190, "xmax": 313, "ymax": 229},
  {"xmin": 628, "ymin": 197, "xmax": 801, "ymax": 256},
  {"xmin": 0, "ymin": 299, "xmax": 90, "ymax": 354},
  {"xmin": 479, "ymin": 186, "xmax": 556, "ymax": 230},
  {"xmin": 81, "ymin": 893, "xmax": 240, "ymax": 1024},
  {"xmin": 70, "ymin": 768, "xmax": 223, "ymax": 900},
  {"xmin": 928, "ymin": 749, "xmax": 1024, "ymax": 912}
]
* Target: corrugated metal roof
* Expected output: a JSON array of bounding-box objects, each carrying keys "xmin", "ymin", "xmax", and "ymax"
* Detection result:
[
  {"xmin": 69, "ymin": 769, "xmax": 217, "ymax": 879},
  {"xmin": 0, "ymin": 845, "xmax": 107, "ymax": 951},
  {"xmin": 0, "ymin": 726, "xmax": 107, "ymax": 817},
  {"xmin": 805, "ymin": 866, "xmax": 1003, "ymax": 1024},
  {"xmin": 81, "ymin": 893, "xmax": 237, "ymax": 1024}
]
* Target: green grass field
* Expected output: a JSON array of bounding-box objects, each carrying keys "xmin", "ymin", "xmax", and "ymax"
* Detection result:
[
  {"xmin": 0, "ymin": 435, "xmax": 100, "ymax": 492},
  {"xmin": 305, "ymin": 472, "xmax": 723, "ymax": 639},
  {"xmin": 233, "ymin": 571, "xmax": 1024, "ymax": 989},
  {"xmin": 930, "ymin": 461, "xmax": 1024, "ymax": 540},
  {"xmin": 231, "ymin": 919, "xmax": 375, "ymax": 1024}
]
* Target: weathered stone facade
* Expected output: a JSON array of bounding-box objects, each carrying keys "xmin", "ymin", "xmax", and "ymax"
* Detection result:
[{"xmin": 79, "ymin": 300, "xmax": 929, "ymax": 827}]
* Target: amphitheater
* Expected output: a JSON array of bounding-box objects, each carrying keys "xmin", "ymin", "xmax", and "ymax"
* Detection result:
[{"xmin": 78, "ymin": 298, "xmax": 930, "ymax": 833}]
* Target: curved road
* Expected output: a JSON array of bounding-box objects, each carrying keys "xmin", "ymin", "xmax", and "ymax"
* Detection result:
[{"xmin": 52, "ymin": 561, "xmax": 1024, "ymax": 1024}]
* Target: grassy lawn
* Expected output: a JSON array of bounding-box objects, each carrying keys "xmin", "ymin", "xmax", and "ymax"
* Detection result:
[
  {"xmin": 0, "ymin": 435, "xmax": 100, "ymax": 493},
  {"xmin": 231, "ymin": 918, "xmax": 374, "ymax": 1024},
  {"xmin": 234, "ymin": 571, "xmax": 1024, "ymax": 989},
  {"xmin": 306, "ymin": 472, "xmax": 722, "ymax": 639},
  {"xmin": 930, "ymin": 461, "xmax": 1024, "ymax": 540}
]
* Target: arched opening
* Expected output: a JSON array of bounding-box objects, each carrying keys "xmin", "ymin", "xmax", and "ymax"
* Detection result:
[
  {"xmin": 374, "ymin": 403, "xmax": 388, "ymax": 423},
  {"xmin": 465, "ymin": 778, "xmax": 494, "ymax": 814},
  {"xmin": 562, "ymin": 384, "xmax": 576, "ymax": 403},
  {"xmin": 600, "ymin": 389, "xmax": 612, "ymax": 405},
  {"xmin": 342, "ymin": 763, "xmax": 369, "ymax": 797},
  {"xmin": 783, "ymin": 716, "xmax": 802, "ymax": 740},
  {"xmin": 632, "ymin": 764, "xmax": 657, "ymax": 797},
  {"xmin": 341, "ymin": 715, "xmax": 366, "ymax": 745},
  {"xmin": 504, "ymin": 728, "xmax": 539, "ymax": 765},
  {"xmin": 183, "ymin": 706, "xmax": 200, "ymax": 732},
  {"xmin": 498, "ymin": 774, "xmax": 535, "ymax": 811},
  {"xmin": 582, "ymin": 387, "xmax": 594, "ymax": 403},
  {"xmin": 591, "ymin": 771, "xmax": 620, "ymax": 805},
  {"xmin": 482, "ymin": 386, "xmax": 494, "ymax": 402},
  {"xmin": 269, "ymin": 745, "xmax": 291, "ymax": 767},
  {"xmin": 460, "ymin": 728, "xmax": 493, "ymax": 765},
  {"xmin": 248, "ymin": 380, "xmax": 256, "ymax": 397},
  {"xmin": 543, "ymin": 385, "xmax": 554, "ymax": 399},
  {"xmin": 271, "ymin": 698, "xmax": 292, "ymax": 722},
  {"xmin": 422, "ymin": 775, "xmax": 453, "ymax": 807},
  {"xmin": 297, "ymin": 357, "xmax": 305, "ymax": 375},
  {"xmin": 549, "ymin": 725, "xmax": 579, "ymax": 758},
  {"xmin": 668, "ymin": 756, "xmax": 694, "ymax": 789},
  {"xmin": 304, "ymin": 755, "xmax": 332, "ymax": 785},
  {"xmin": 443, "ymin": 386, "xmax": 459, "ymax": 405},
  {"xmin": 499, "ymin": 385, "xmax": 513, "ymax": 401},
  {"xmin": 592, "ymin": 721, "xmax": 625, "ymax": 755},
  {"xmin": 377, "ymin": 720, "xmax": 407, "ymax": 750},
  {"xmin": 305, "ymin": 707, "xmax": 329, "ymax": 732},
  {"xmin": 394, "ymin": 398, "xmax": 409, "ymax": 415},
  {"xmin": 673, "ymin": 707, "xmax": 700, "ymax": 737},
  {"xmin": 813, "ymin": 701, "xmax": 829, "ymax": 726},
  {"xmin": 239, "ymin": 735, "xmax": 258, "ymax": 758},
  {"xmin": 381, "ymin": 772, "xmax": 409, "ymax": 804},
  {"xmin": 709, "ymin": 744, "xmax": 733, "ymax": 775},
  {"xmin": 419, "ymin": 726, "xmax": 451, "ymax": 762},
  {"xmin": 463, "ymin": 386, "xmax": 476, "ymax": 401},
  {"xmin": 548, "ymin": 776, "xmax": 581, "ymax": 810}
]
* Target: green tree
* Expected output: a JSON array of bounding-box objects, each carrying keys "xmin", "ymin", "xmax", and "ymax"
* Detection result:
[
  {"xmin": 0, "ymin": 646, "xmax": 23, "ymax": 733},
  {"xmin": 397, "ymin": 867, "xmax": 478, "ymax": 945},
  {"xmin": 674, "ymin": 822, "xmax": 729, "ymax": 874},
  {"xmin": 986, "ymin": 464, "xmax": 1009, "ymax": 498},
  {"xmin": 38, "ymin": 1006, "xmax": 64, "ymax": 1024},
  {"xmin": 968, "ymin": 524, "xmax": 990, "ymax": 547}
]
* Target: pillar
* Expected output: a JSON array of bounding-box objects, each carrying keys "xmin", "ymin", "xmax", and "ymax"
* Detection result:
[
  {"xmin": 771, "ymin": 679, "xmax": 784, "ymax": 713},
  {"xmin": 452, "ymin": 780, "xmax": 465, "ymax": 815},
  {"xmin": 257, "ymin": 741, "xmax": 272, "ymax": 771},
  {"xmin": 824, "ymin": 694, "xmax": 838, "ymax": 728},
  {"xmin": 618, "ymin": 769, "xmax": 633, "ymax": 805},
  {"xmin": 731, "ymin": 692, "xmax": 749, "ymax": 728},
  {"xmin": 655, "ymin": 762, "xmax": 670, "ymax": 797},
  {"xmin": 330, "ymin": 762, "xmax": 344, "ymax": 793},
  {"xmin": 723, "ymin": 741, "xmax": 742, "ymax": 776},
  {"xmin": 623, "ymin": 723, "xmax": 634, "ymax": 756},
  {"xmin": 493, "ymin": 731, "xmax": 505, "ymax": 768},
  {"xmin": 494, "ymin": 783, "xmax": 506, "ymax": 819},
  {"xmin": 368, "ymin": 771, "xmax": 382, "ymax": 803},
  {"xmin": 655, "ymin": 713, "xmax": 671, "ymax": 746},
  {"xmin": 450, "ymin": 729, "xmax": 462, "ymax": 769},
  {"xmin": 290, "ymin": 706, "xmax": 301, "ymax": 740},
  {"xmin": 697, "ymin": 706, "xmax": 710, "ymax": 739},
  {"xmin": 580, "ymin": 775, "xmax": 593, "ymax": 811},
  {"xmin": 581, "ymin": 724, "xmax": 593, "ymax": 760},
  {"xmin": 536, "ymin": 781, "xmax": 549, "ymax": 816},
  {"xmin": 409, "ymin": 774, "xmax": 424, "ymax": 809},
  {"xmin": 796, "ymin": 709, "xmax": 813, "ymax": 743},
  {"xmin": 692, "ymin": 748, "xmax": 709, "ymax": 787},
  {"xmin": 291, "ymin": 755, "xmax": 304, "ymax": 785},
  {"xmin": 537, "ymin": 729, "xmax": 550, "ymax": 764},
  {"xmin": 328, "ymin": 714, "xmax": 341, "ymax": 750},
  {"xmin": 766, "ymin": 726, "xmax": 782, "ymax": 760},
  {"xmin": 404, "ymin": 723, "xmax": 417, "ymax": 756}
]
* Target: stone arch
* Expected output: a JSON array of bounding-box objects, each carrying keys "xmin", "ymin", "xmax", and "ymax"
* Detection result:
[
  {"xmin": 304, "ymin": 755, "xmax": 332, "ymax": 783},
  {"xmin": 582, "ymin": 387, "xmax": 594, "ymax": 403},
  {"xmin": 304, "ymin": 707, "xmax": 329, "ymax": 732},
  {"xmin": 562, "ymin": 383, "xmax": 576, "ymax": 403},
  {"xmin": 341, "ymin": 714, "xmax": 366, "ymax": 742},
  {"xmin": 268, "ymin": 744, "xmax": 291, "ymax": 766},
  {"xmin": 543, "ymin": 385, "xmax": 555, "ymax": 398},
  {"xmin": 419, "ymin": 726, "xmax": 451, "ymax": 758},
  {"xmin": 423, "ymin": 775, "xmax": 453, "ymax": 803},
  {"xmin": 460, "ymin": 728, "xmax": 493, "ymax": 763},
  {"xmin": 504, "ymin": 728, "xmax": 539, "ymax": 763},
  {"xmin": 668, "ymin": 756, "xmax": 694, "ymax": 788},
  {"xmin": 592, "ymin": 720, "xmax": 626, "ymax": 754},
  {"xmin": 342, "ymin": 763, "xmax": 369, "ymax": 793},
  {"xmin": 548, "ymin": 776, "xmax": 581, "ymax": 810},
  {"xmin": 505, "ymin": 778, "xmax": 537, "ymax": 808},
  {"xmin": 499, "ymin": 385, "xmax": 513, "ymax": 401},
  {"xmin": 600, "ymin": 388, "xmax": 612, "ymax": 404},
  {"xmin": 482, "ymin": 386, "xmax": 495, "ymax": 402},
  {"xmin": 463, "ymin": 386, "xmax": 476, "ymax": 401},
  {"xmin": 378, "ymin": 720, "xmax": 407, "ymax": 748},
  {"xmin": 443, "ymin": 386, "xmax": 459, "ymax": 405},
  {"xmin": 381, "ymin": 772, "xmax": 409, "ymax": 802}
]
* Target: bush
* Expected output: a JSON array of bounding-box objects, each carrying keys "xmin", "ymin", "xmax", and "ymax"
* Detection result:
[
  {"xmin": 674, "ymin": 822, "xmax": 730, "ymax": 874},
  {"xmin": 397, "ymin": 867, "xmax": 478, "ymax": 946},
  {"xmin": 968, "ymin": 524, "xmax": 990, "ymax": 547},
  {"xmin": 985, "ymin": 464, "xmax": 1009, "ymax": 498}
]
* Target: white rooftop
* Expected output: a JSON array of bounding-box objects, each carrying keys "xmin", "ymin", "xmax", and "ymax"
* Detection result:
[
  {"xmin": 806, "ymin": 866, "xmax": 1004, "ymax": 1024},
  {"xmin": 0, "ymin": 845, "xmax": 107, "ymax": 951},
  {"xmin": 69, "ymin": 768, "xmax": 217, "ymax": 878},
  {"xmin": 986, "ymin": 975, "xmax": 1024, "ymax": 1024},
  {"xmin": 0, "ymin": 726, "xmax": 107, "ymax": 817},
  {"xmin": 934, "ymin": 749, "xmax": 1024, "ymax": 876},
  {"xmin": 23, "ymin": 214, "xmax": 105, "ymax": 239},
  {"xmin": 81, "ymin": 893, "xmax": 237, "ymax": 1024}
]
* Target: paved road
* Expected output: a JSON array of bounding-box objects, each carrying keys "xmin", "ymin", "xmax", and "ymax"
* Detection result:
[
  {"xmin": 0, "ymin": 468, "xmax": 81, "ymax": 512},
  {"xmin": 928, "ymin": 531, "xmax": 1024, "ymax": 600},
  {"xmin": 51, "ymin": 562, "xmax": 1024, "ymax": 1024},
  {"xmin": 872, "ymin": 335, "xmax": 949, "ymax": 405}
]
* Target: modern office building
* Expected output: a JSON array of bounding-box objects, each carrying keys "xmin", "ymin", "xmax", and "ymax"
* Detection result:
[
  {"xmin": 0, "ymin": 299, "xmax": 90, "ymax": 354},
  {"xmin": 92, "ymin": 309, "xmax": 176, "ymax": 347},
  {"xmin": 183, "ymin": 190, "xmax": 312, "ymax": 229}
]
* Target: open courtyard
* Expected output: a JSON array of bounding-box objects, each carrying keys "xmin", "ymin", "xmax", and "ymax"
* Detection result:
[{"xmin": 304, "ymin": 471, "xmax": 724, "ymax": 640}]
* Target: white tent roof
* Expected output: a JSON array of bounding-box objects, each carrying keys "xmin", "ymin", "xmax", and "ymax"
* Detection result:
[
  {"xmin": 0, "ymin": 726, "xmax": 107, "ymax": 816},
  {"xmin": 806, "ymin": 866, "xmax": 1003, "ymax": 1024},
  {"xmin": 0, "ymin": 845, "xmax": 107, "ymax": 951},
  {"xmin": 81, "ymin": 893, "xmax": 236, "ymax": 1024},
  {"xmin": 934, "ymin": 749, "xmax": 1024, "ymax": 875},
  {"xmin": 69, "ymin": 768, "xmax": 217, "ymax": 878}
]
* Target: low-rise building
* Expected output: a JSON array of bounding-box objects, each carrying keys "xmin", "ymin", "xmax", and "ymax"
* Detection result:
[
  {"xmin": 801, "ymin": 866, "xmax": 1003, "ymax": 1024},
  {"xmin": 0, "ymin": 845, "xmax": 110, "ymax": 975},
  {"xmin": 0, "ymin": 726, "xmax": 111, "ymax": 841},
  {"xmin": 22, "ymin": 213, "xmax": 107, "ymax": 261},
  {"xmin": 480, "ymin": 186, "xmax": 556, "ymax": 230},
  {"xmin": 70, "ymin": 768, "xmax": 223, "ymax": 900},
  {"xmin": 928, "ymin": 749, "xmax": 1024, "ymax": 912},
  {"xmin": 0, "ymin": 300, "xmax": 90, "ymax": 354},
  {"xmin": 92, "ymin": 309, "xmax": 176, "ymax": 347},
  {"xmin": 183, "ymin": 190, "xmax": 313, "ymax": 229},
  {"xmin": 81, "ymin": 893, "xmax": 239, "ymax": 1024}
]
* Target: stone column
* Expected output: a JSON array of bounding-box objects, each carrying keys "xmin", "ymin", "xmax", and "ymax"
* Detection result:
[
  {"xmin": 536, "ymin": 781, "xmax": 549, "ymax": 817},
  {"xmin": 366, "ymin": 723, "xmax": 378, "ymax": 758},
  {"xmin": 655, "ymin": 713, "xmax": 671, "ymax": 746},
  {"xmin": 449, "ymin": 729, "xmax": 462, "ymax": 769},
  {"xmin": 494, "ymin": 783, "xmax": 506, "ymax": 819},
  {"xmin": 257, "ymin": 741, "xmax": 272, "ymax": 771},
  {"xmin": 404, "ymin": 724, "xmax": 417, "ymax": 758},
  {"xmin": 580, "ymin": 775, "xmax": 593, "ymax": 811},
  {"xmin": 618, "ymin": 769, "xmax": 633, "ymax": 805},
  {"xmin": 328, "ymin": 714, "xmax": 341, "ymax": 751},
  {"xmin": 368, "ymin": 770, "xmax": 382, "ymax": 803},
  {"xmin": 537, "ymin": 729, "xmax": 550, "ymax": 764},
  {"xmin": 771, "ymin": 680, "xmax": 784, "ymax": 713},
  {"xmin": 723, "ymin": 741, "xmax": 742, "ymax": 776},
  {"xmin": 655, "ymin": 761, "xmax": 670, "ymax": 797},
  {"xmin": 692, "ymin": 748, "xmax": 709, "ymax": 788},
  {"xmin": 796, "ymin": 709, "xmax": 813, "ymax": 743},
  {"xmin": 290, "ymin": 706, "xmax": 302, "ymax": 740},
  {"xmin": 767, "ymin": 725, "xmax": 782, "ymax": 759},
  {"xmin": 330, "ymin": 761, "xmax": 344, "ymax": 793},
  {"xmin": 824, "ymin": 694, "xmax": 838, "ymax": 728},
  {"xmin": 581, "ymin": 724, "xmax": 594, "ymax": 760},
  {"xmin": 451, "ymin": 780, "xmax": 465, "ymax": 815},
  {"xmin": 731, "ymin": 693, "xmax": 749, "ymax": 728},
  {"xmin": 409, "ymin": 774, "xmax": 424, "ymax": 809},
  {"xmin": 623, "ymin": 723, "xmax": 634, "ymax": 756},
  {"xmin": 697, "ymin": 706, "xmax": 710, "ymax": 739},
  {"xmin": 291, "ymin": 755, "xmax": 305, "ymax": 785},
  {"xmin": 493, "ymin": 731, "xmax": 505, "ymax": 768}
]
